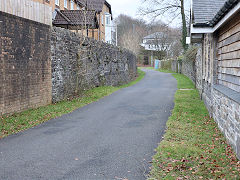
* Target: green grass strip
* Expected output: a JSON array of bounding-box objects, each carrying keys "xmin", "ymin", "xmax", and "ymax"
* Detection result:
[
  {"xmin": 149, "ymin": 73, "xmax": 240, "ymax": 180},
  {"xmin": 0, "ymin": 69, "xmax": 145, "ymax": 139}
]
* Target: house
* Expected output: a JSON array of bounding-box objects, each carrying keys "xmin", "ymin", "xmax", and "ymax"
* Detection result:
[
  {"xmin": 32, "ymin": 0, "xmax": 85, "ymax": 11},
  {"xmin": 141, "ymin": 32, "xmax": 169, "ymax": 51},
  {"xmin": 52, "ymin": 10, "xmax": 99, "ymax": 31},
  {"xmin": 33, "ymin": 0, "xmax": 114, "ymax": 43},
  {"xmin": 86, "ymin": 0, "xmax": 113, "ymax": 42},
  {"xmin": 105, "ymin": 11, "xmax": 116, "ymax": 44},
  {"xmin": 190, "ymin": 0, "xmax": 240, "ymax": 158}
]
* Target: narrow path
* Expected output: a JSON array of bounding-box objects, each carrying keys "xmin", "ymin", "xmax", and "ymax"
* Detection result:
[{"xmin": 0, "ymin": 69, "xmax": 177, "ymax": 180}]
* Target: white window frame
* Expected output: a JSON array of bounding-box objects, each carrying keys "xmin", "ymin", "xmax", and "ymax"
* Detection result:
[
  {"xmin": 102, "ymin": 15, "xmax": 104, "ymax": 25},
  {"xmin": 70, "ymin": 0, "xmax": 74, "ymax": 10},
  {"xmin": 55, "ymin": 0, "xmax": 59, "ymax": 6},
  {"xmin": 64, "ymin": 0, "xmax": 68, "ymax": 8},
  {"xmin": 106, "ymin": 16, "xmax": 110, "ymax": 25}
]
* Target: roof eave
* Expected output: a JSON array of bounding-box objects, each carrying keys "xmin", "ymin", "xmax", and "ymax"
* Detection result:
[{"xmin": 191, "ymin": 1, "xmax": 240, "ymax": 34}]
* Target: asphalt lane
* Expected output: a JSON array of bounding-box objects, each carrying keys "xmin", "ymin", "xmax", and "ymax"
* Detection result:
[{"xmin": 0, "ymin": 69, "xmax": 177, "ymax": 180}]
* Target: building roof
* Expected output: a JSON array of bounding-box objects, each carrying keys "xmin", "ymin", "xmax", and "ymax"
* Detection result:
[
  {"xmin": 86, "ymin": 0, "xmax": 112, "ymax": 16},
  {"xmin": 76, "ymin": 0, "xmax": 87, "ymax": 6},
  {"xmin": 144, "ymin": 32, "xmax": 165, "ymax": 39},
  {"xmin": 53, "ymin": 10, "xmax": 98, "ymax": 29},
  {"xmin": 87, "ymin": 0, "xmax": 105, "ymax": 12},
  {"xmin": 193, "ymin": 0, "xmax": 239, "ymax": 27}
]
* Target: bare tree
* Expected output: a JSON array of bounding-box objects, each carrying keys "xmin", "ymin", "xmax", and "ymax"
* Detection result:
[
  {"xmin": 115, "ymin": 14, "xmax": 148, "ymax": 55},
  {"xmin": 140, "ymin": 0, "xmax": 189, "ymax": 51}
]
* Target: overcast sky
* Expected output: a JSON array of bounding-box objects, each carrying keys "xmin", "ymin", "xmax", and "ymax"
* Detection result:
[
  {"xmin": 107, "ymin": 0, "xmax": 189, "ymax": 27},
  {"xmin": 107, "ymin": 0, "xmax": 141, "ymax": 19}
]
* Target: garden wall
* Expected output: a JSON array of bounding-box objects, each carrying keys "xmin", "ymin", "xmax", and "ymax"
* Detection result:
[
  {"xmin": 0, "ymin": 11, "xmax": 52, "ymax": 115},
  {"xmin": 51, "ymin": 27, "xmax": 137, "ymax": 103}
]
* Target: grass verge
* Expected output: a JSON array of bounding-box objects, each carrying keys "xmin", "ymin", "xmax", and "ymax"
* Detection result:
[
  {"xmin": 149, "ymin": 73, "xmax": 240, "ymax": 179},
  {"xmin": 0, "ymin": 69, "xmax": 145, "ymax": 139}
]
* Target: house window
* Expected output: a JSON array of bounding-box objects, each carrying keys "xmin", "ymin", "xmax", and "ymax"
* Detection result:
[
  {"xmin": 55, "ymin": 0, "xmax": 59, "ymax": 6},
  {"xmin": 106, "ymin": 16, "xmax": 110, "ymax": 25},
  {"xmin": 70, "ymin": 0, "xmax": 74, "ymax": 10},
  {"xmin": 64, "ymin": 0, "xmax": 68, "ymax": 8},
  {"xmin": 77, "ymin": 5, "xmax": 80, "ymax": 10}
]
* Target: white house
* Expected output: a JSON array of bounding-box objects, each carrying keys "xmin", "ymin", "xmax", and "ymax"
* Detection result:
[
  {"xmin": 141, "ymin": 32, "xmax": 170, "ymax": 51},
  {"xmin": 105, "ymin": 12, "xmax": 116, "ymax": 45}
]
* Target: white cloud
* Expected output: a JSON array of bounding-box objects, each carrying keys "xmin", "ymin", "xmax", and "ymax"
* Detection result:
[{"xmin": 107, "ymin": 0, "xmax": 142, "ymax": 19}]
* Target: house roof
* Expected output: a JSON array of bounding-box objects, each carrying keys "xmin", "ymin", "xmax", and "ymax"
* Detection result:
[
  {"xmin": 87, "ymin": 0, "xmax": 105, "ymax": 12},
  {"xmin": 86, "ymin": 0, "xmax": 112, "ymax": 17},
  {"xmin": 144, "ymin": 32, "xmax": 165, "ymax": 39},
  {"xmin": 193, "ymin": 0, "xmax": 239, "ymax": 27},
  {"xmin": 76, "ymin": 0, "xmax": 87, "ymax": 6},
  {"xmin": 53, "ymin": 10, "xmax": 98, "ymax": 29}
]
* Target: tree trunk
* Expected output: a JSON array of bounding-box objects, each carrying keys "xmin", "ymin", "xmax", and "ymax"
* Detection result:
[{"xmin": 180, "ymin": 0, "xmax": 188, "ymax": 52}]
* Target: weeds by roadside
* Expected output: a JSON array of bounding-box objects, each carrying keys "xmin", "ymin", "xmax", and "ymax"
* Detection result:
[
  {"xmin": 149, "ymin": 73, "xmax": 240, "ymax": 179},
  {"xmin": 0, "ymin": 69, "xmax": 145, "ymax": 139}
]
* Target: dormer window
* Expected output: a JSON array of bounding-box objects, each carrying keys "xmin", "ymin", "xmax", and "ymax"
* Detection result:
[
  {"xmin": 64, "ymin": 0, "xmax": 68, "ymax": 8},
  {"xmin": 106, "ymin": 16, "xmax": 110, "ymax": 25},
  {"xmin": 70, "ymin": 0, "xmax": 74, "ymax": 10},
  {"xmin": 102, "ymin": 15, "xmax": 104, "ymax": 25},
  {"xmin": 55, "ymin": 0, "xmax": 59, "ymax": 6}
]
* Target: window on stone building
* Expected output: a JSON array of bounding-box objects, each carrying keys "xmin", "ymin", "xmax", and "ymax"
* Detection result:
[{"xmin": 77, "ymin": 5, "xmax": 80, "ymax": 10}]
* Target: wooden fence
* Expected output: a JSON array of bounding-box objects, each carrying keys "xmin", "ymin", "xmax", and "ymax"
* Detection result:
[{"xmin": 0, "ymin": 0, "xmax": 52, "ymax": 25}]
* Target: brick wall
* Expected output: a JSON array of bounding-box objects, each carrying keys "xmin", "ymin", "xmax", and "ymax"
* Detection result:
[
  {"xmin": 0, "ymin": 12, "xmax": 52, "ymax": 115},
  {"xmin": 51, "ymin": 27, "xmax": 137, "ymax": 103}
]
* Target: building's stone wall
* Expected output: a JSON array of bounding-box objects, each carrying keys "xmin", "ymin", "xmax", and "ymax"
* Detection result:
[
  {"xmin": 202, "ymin": 81, "xmax": 213, "ymax": 115},
  {"xmin": 212, "ymin": 88, "xmax": 240, "ymax": 158},
  {"xmin": 51, "ymin": 27, "xmax": 137, "ymax": 103},
  {"xmin": 195, "ymin": 43, "xmax": 203, "ymax": 93},
  {"xmin": 165, "ymin": 35, "xmax": 240, "ymax": 159},
  {"xmin": 194, "ymin": 33, "xmax": 240, "ymax": 159},
  {"xmin": 0, "ymin": 12, "xmax": 52, "ymax": 115}
]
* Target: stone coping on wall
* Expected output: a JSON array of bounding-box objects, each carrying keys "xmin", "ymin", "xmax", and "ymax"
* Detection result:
[{"xmin": 213, "ymin": 85, "xmax": 240, "ymax": 104}]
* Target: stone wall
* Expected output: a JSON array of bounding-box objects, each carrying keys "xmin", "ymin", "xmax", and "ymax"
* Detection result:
[
  {"xmin": 171, "ymin": 60, "xmax": 178, "ymax": 73},
  {"xmin": 161, "ymin": 37, "xmax": 240, "ymax": 158},
  {"xmin": 182, "ymin": 60, "xmax": 196, "ymax": 84},
  {"xmin": 195, "ymin": 43, "xmax": 203, "ymax": 92},
  {"xmin": 193, "ymin": 33, "xmax": 240, "ymax": 159},
  {"xmin": 212, "ymin": 86, "xmax": 240, "ymax": 158},
  {"xmin": 51, "ymin": 27, "xmax": 137, "ymax": 103},
  {"xmin": 0, "ymin": 12, "xmax": 52, "ymax": 115}
]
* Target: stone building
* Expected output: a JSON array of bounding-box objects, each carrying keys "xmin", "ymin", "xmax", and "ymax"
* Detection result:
[{"xmin": 191, "ymin": 0, "xmax": 240, "ymax": 158}]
